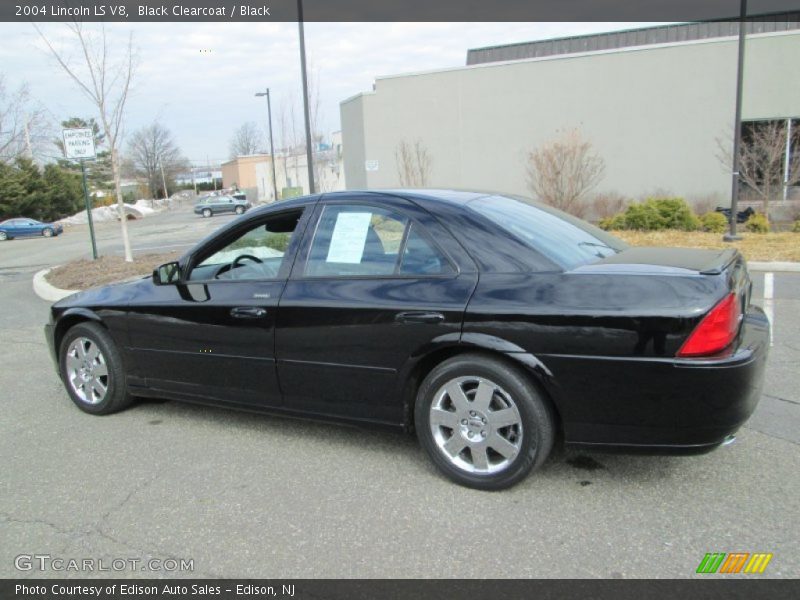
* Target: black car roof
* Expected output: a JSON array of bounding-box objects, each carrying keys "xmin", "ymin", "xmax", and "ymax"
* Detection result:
[
  {"xmin": 247, "ymin": 189, "xmax": 508, "ymax": 216},
  {"xmin": 326, "ymin": 189, "xmax": 498, "ymax": 207}
]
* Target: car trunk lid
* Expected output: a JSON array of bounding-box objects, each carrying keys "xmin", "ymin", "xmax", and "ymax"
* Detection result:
[{"xmin": 580, "ymin": 246, "xmax": 739, "ymax": 275}]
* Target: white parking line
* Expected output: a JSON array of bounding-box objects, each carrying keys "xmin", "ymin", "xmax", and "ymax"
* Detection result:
[{"xmin": 764, "ymin": 272, "xmax": 774, "ymax": 347}]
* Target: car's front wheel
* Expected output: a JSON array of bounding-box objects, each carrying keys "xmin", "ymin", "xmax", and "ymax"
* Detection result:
[
  {"xmin": 202, "ymin": 208, "xmax": 212, "ymax": 218},
  {"xmin": 415, "ymin": 354, "xmax": 555, "ymax": 490},
  {"xmin": 235, "ymin": 205, "xmax": 246, "ymax": 215},
  {"xmin": 59, "ymin": 322, "xmax": 133, "ymax": 415},
  {"xmin": 42, "ymin": 227, "xmax": 54, "ymax": 237},
  {"xmin": 0, "ymin": 231, "xmax": 7, "ymax": 241}
]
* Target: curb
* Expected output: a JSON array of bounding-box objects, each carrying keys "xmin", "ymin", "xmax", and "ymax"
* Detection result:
[
  {"xmin": 32, "ymin": 268, "xmax": 79, "ymax": 303},
  {"xmin": 748, "ymin": 261, "xmax": 800, "ymax": 273}
]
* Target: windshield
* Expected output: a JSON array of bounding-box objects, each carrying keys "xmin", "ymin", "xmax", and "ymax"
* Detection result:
[{"xmin": 468, "ymin": 195, "xmax": 628, "ymax": 270}]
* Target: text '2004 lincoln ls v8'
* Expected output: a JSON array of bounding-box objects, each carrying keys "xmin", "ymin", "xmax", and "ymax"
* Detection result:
[{"xmin": 45, "ymin": 190, "xmax": 769, "ymax": 489}]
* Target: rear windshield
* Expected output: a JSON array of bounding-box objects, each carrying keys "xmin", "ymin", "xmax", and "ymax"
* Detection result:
[{"xmin": 468, "ymin": 195, "xmax": 628, "ymax": 270}]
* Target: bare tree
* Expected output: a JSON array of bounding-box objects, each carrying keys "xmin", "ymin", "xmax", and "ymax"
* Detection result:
[
  {"xmin": 395, "ymin": 139, "xmax": 432, "ymax": 187},
  {"xmin": 277, "ymin": 94, "xmax": 304, "ymax": 192},
  {"xmin": 525, "ymin": 129, "xmax": 605, "ymax": 218},
  {"xmin": 36, "ymin": 23, "xmax": 137, "ymax": 261},
  {"xmin": 229, "ymin": 121, "xmax": 263, "ymax": 158},
  {"xmin": 0, "ymin": 75, "xmax": 50, "ymax": 163},
  {"xmin": 716, "ymin": 120, "xmax": 799, "ymax": 219},
  {"xmin": 277, "ymin": 99, "xmax": 294, "ymax": 190},
  {"xmin": 127, "ymin": 122, "xmax": 187, "ymax": 198}
]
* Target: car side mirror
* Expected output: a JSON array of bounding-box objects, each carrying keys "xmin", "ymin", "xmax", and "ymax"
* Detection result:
[{"xmin": 153, "ymin": 261, "xmax": 182, "ymax": 285}]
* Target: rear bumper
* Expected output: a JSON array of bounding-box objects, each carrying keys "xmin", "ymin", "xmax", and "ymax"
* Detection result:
[{"xmin": 544, "ymin": 306, "xmax": 770, "ymax": 452}]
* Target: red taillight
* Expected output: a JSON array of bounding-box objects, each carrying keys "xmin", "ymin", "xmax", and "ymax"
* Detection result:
[{"xmin": 677, "ymin": 293, "xmax": 741, "ymax": 357}]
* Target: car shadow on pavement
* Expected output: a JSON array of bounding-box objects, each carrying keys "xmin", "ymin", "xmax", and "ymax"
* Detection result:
[{"xmin": 132, "ymin": 396, "xmax": 691, "ymax": 488}]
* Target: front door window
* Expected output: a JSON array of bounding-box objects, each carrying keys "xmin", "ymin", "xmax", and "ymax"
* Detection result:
[{"xmin": 189, "ymin": 210, "xmax": 302, "ymax": 281}]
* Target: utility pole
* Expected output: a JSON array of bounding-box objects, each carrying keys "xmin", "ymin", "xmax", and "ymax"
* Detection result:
[
  {"xmin": 255, "ymin": 88, "xmax": 280, "ymax": 201},
  {"xmin": 297, "ymin": 0, "xmax": 315, "ymax": 194},
  {"xmin": 724, "ymin": 0, "xmax": 747, "ymax": 242},
  {"xmin": 784, "ymin": 118, "xmax": 793, "ymax": 202}
]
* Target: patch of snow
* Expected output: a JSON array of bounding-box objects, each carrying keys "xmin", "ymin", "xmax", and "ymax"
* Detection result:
[{"xmin": 58, "ymin": 199, "xmax": 165, "ymax": 226}]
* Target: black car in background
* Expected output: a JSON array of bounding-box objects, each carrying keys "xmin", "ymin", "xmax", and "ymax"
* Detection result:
[
  {"xmin": 45, "ymin": 190, "xmax": 769, "ymax": 489},
  {"xmin": 194, "ymin": 194, "xmax": 251, "ymax": 217}
]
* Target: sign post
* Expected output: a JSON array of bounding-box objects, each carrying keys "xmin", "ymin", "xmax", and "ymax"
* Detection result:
[{"xmin": 62, "ymin": 128, "xmax": 98, "ymax": 260}]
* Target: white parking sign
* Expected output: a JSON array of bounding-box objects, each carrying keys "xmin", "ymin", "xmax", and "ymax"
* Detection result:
[{"xmin": 62, "ymin": 128, "xmax": 96, "ymax": 160}]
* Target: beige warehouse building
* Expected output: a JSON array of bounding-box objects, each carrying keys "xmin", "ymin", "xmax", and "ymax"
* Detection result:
[
  {"xmin": 222, "ymin": 131, "xmax": 345, "ymax": 201},
  {"xmin": 341, "ymin": 21, "xmax": 800, "ymax": 206}
]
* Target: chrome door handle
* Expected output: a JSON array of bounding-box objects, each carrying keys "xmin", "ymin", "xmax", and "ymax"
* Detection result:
[
  {"xmin": 395, "ymin": 311, "xmax": 445, "ymax": 324},
  {"xmin": 230, "ymin": 307, "xmax": 267, "ymax": 319}
]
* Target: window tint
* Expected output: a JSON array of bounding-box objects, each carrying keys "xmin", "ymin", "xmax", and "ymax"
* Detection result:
[
  {"xmin": 469, "ymin": 195, "xmax": 627, "ymax": 269},
  {"xmin": 189, "ymin": 210, "xmax": 302, "ymax": 281},
  {"xmin": 305, "ymin": 205, "xmax": 453, "ymax": 278},
  {"xmin": 306, "ymin": 206, "xmax": 407, "ymax": 277},
  {"xmin": 399, "ymin": 224, "xmax": 453, "ymax": 275}
]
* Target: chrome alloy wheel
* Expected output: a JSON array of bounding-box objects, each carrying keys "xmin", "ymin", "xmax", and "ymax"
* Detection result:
[
  {"xmin": 65, "ymin": 337, "xmax": 109, "ymax": 405},
  {"xmin": 429, "ymin": 376, "xmax": 523, "ymax": 474}
]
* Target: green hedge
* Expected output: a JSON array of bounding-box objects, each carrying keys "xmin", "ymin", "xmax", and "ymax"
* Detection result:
[
  {"xmin": 745, "ymin": 213, "xmax": 769, "ymax": 234},
  {"xmin": 599, "ymin": 197, "xmax": 700, "ymax": 231},
  {"xmin": 699, "ymin": 211, "xmax": 728, "ymax": 233}
]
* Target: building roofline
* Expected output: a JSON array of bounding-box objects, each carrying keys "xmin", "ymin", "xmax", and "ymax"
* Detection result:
[
  {"xmin": 467, "ymin": 12, "xmax": 799, "ymax": 65},
  {"xmin": 367, "ymin": 29, "xmax": 797, "ymax": 85}
]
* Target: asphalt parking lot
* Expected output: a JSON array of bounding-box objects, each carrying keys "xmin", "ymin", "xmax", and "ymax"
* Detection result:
[{"xmin": 1, "ymin": 209, "xmax": 798, "ymax": 579}]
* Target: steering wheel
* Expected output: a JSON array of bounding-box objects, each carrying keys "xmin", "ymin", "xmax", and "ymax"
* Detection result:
[
  {"xmin": 213, "ymin": 254, "xmax": 263, "ymax": 279},
  {"xmin": 232, "ymin": 254, "xmax": 263, "ymax": 268}
]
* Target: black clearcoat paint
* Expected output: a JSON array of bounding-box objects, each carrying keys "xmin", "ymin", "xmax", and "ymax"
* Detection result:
[{"xmin": 46, "ymin": 190, "xmax": 769, "ymax": 452}]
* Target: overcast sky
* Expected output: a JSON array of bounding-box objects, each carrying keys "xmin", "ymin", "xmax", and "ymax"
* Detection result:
[{"xmin": 1, "ymin": 22, "xmax": 662, "ymax": 167}]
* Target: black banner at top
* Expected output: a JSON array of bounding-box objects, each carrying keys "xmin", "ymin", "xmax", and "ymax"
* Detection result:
[{"xmin": 2, "ymin": 0, "xmax": 800, "ymax": 22}]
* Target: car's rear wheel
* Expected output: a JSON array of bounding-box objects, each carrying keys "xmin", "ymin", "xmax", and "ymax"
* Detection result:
[
  {"xmin": 202, "ymin": 208, "xmax": 212, "ymax": 218},
  {"xmin": 235, "ymin": 205, "xmax": 245, "ymax": 215},
  {"xmin": 42, "ymin": 228, "xmax": 54, "ymax": 237},
  {"xmin": 0, "ymin": 232, "xmax": 7, "ymax": 241},
  {"xmin": 59, "ymin": 322, "xmax": 133, "ymax": 415},
  {"xmin": 415, "ymin": 354, "xmax": 555, "ymax": 490}
]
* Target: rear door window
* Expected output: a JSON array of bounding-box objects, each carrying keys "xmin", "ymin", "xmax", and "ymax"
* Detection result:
[{"xmin": 304, "ymin": 205, "xmax": 453, "ymax": 278}]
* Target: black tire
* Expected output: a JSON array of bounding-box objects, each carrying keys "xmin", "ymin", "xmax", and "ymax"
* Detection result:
[
  {"xmin": 415, "ymin": 354, "xmax": 555, "ymax": 490},
  {"xmin": 235, "ymin": 205, "xmax": 245, "ymax": 215},
  {"xmin": 59, "ymin": 322, "xmax": 133, "ymax": 415},
  {"xmin": 42, "ymin": 227, "xmax": 54, "ymax": 237},
  {"xmin": 202, "ymin": 208, "xmax": 212, "ymax": 218}
]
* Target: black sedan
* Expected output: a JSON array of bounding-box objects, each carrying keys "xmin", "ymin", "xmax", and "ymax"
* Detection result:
[{"xmin": 45, "ymin": 190, "xmax": 769, "ymax": 490}]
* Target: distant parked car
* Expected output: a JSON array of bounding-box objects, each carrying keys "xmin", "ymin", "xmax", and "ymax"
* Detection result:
[
  {"xmin": 0, "ymin": 218, "xmax": 63, "ymax": 241},
  {"xmin": 716, "ymin": 205, "xmax": 755, "ymax": 224},
  {"xmin": 194, "ymin": 195, "xmax": 251, "ymax": 218}
]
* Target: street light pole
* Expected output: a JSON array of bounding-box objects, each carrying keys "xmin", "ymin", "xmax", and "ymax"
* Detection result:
[
  {"xmin": 255, "ymin": 88, "xmax": 280, "ymax": 201},
  {"xmin": 724, "ymin": 0, "xmax": 747, "ymax": 242},
  {"xmin": 297, "ymin": 0, "xmax": 316, "ymax": 194}
]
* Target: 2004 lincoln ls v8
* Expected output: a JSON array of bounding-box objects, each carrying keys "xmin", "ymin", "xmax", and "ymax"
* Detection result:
[{"xmin": 45, "ymin": 190, "xmax": 769, "ymax": 489}]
